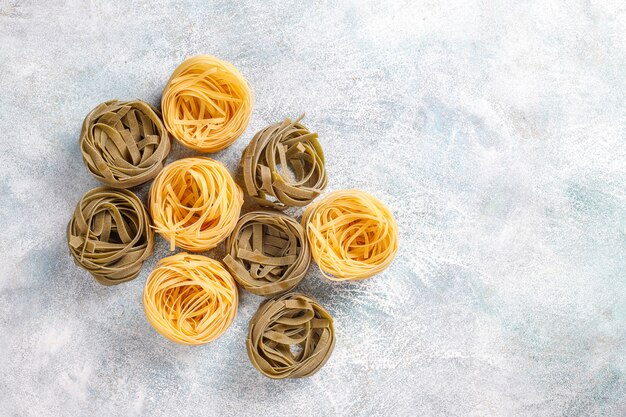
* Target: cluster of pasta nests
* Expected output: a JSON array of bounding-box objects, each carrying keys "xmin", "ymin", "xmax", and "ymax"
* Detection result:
[{"xmin": 69, "ymin": 54, "xmax": 399, "ymax": 381}]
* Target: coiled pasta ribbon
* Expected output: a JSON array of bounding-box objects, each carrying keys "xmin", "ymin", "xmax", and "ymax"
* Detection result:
[
  {"xmin": 148, "ymin": 157, "xmax": 243, "ymax": 251},
  {"xmin": 247, "ymin": 292, "xmax": 335, "ymax": 379},
  {"xmin": 161, "ymin": 55, "xmax": 253, "ymax": 152},
  {"xmin": 241, "ymin": 116, "xmax": 327, "ymax": 209},
  {"xmin": 67, "ymin": 187, "xmax": 153, "ymax": 285},
  {"xmin": 302, "ymin": 190, "xmax": 398, "ymax": 281},
  {"xmin": 143, "ymin": 253, "xmax": 238, "ymax": 345},
  {"xmin": 223, "ymin": 211, "xmax": 310, "ymax": 296},
  {"xmin": 80, "ymin": 100, "xmax": 170, "ymax": 188}
]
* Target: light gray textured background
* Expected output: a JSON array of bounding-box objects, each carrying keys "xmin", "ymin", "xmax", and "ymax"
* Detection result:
[{"xmin": 1, "ymin": 1, "xmax": 625, "ymax": 416}]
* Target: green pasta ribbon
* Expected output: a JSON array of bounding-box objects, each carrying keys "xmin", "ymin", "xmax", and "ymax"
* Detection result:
[
  {"xmin": 80, "ymin": 100, "xmax": 171, "ymax": 188},
  {"xmin": 67, "ymin": 187, "xmax": 154, "ymax": 285},
  {"xmin": 247, "ymin": 292, "xmax": 336, "ymax": 379},
  {"xmin": 223, "ymin": 211, "xmax": 311, "ymax": 296},
  {"xmin": 241, "ymin": 116, "xmax": 327, "ymax": 209}
]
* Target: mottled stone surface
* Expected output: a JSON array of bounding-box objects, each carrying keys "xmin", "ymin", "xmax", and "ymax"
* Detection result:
[{"xmin": 1, "ymin": 1, "xmax": 625, "ymax": 416}]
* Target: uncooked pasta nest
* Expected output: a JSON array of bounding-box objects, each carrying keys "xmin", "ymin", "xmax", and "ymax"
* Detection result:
[
  {"xmin": 148, "ymin": 157, "xmax": 243, "ymax": 251},
  {"xmin": 67, "ymin": 187, "xmax": 153, "ymax": 285},
  {"xmin": 241, "ymin": 116, "xmax": 327, "ymax": 209},
  {"xmin": 302, "ymin": 190, "xmax": 398, "ymax": 281},
  {"xmin": 223, "ymin": 211, "xmax": 310, "ymax": 297},
  {"xmin": 80, "ymin": 100, "xmax": 171, "ymax": 188},
  {"xmin": 247, "ymin": 292, "xmax": 335, "ymax": 379},
  {"xmin": 161, "ymin": 55, "xmax": 253, "ymax": 152},
  {"xmin": 143, "ymin": 253, "xmax": 238, "ymax": 345}
]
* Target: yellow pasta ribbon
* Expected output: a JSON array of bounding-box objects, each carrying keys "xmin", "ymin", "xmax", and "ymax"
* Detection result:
[
  {"xmin": 143, "ymin": 253, "xmax": 238, "ymax": 345},
  {"xmin": 161, "ymin": 55, "xmax": 253, "ymax": 152},
  {"xmin": 302, "ymin": 190, "xmax": 399, "ymax": 281},
  {"xmin": 148, "ymin": 157, "xmax": 243, "ymax": 251}
]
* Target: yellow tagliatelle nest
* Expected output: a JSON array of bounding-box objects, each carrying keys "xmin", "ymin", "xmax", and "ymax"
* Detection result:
[
  {"xmin": 143, "ymin": 253, "xmax": 238, "ymax": 345},
  {"xmin": 148, "ymin": 157, "xmax": 243, "ymax": 251},
  {"xmin": 302, "ymin": 190, "xmax": 398, "ymax": 281},
  {"xmin": 161, "ymin": 55, "xmax": 253, "ymax": 152}
]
